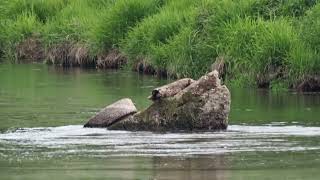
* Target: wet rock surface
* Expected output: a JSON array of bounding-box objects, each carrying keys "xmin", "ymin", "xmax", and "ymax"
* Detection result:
[
  {"xmin": 149, "ymin": 78, "xmax": 195, "ymax": 101},
  {"xmin": 84, "ymin": 98, "xmax": 137, "ymax": 128},
  {"xmin": 110, "ymin": 71, "xmax": 230, "ymax": 132},
  {"xmin": 84, "ymin": 70, "xmax": 231, "ymax": 131}
]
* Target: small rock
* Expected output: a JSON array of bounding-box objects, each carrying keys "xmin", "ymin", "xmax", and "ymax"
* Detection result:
[{"xmin": 84, "ymin": 98, "xmax": 137, "ymax": 128}]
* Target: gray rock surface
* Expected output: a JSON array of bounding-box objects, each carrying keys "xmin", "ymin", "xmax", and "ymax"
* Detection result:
[
  {"xmin": 84, "ymin": 98, "xmax": 137, "ymax": 128},
  {"xmin": 149, "ymin": 78, "xmax": 195, "ymax": 101},
  {"xmin": 108, "ymin": 70, "xmax": 231, "ymax": 132}
]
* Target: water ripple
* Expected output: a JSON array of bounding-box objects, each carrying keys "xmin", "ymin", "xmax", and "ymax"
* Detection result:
[{"xmin": 0, "ymin": 125, "xmax": 320, "ymax": 158}]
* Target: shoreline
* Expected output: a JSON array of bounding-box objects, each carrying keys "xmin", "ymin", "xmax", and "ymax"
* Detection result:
[
  {"xmin": 3, "ymin": 44, "xmax": 320, "ymax": 93},
  {"xmin": 1, "ymin": 0, "xmax": 320, "ymax": 92}
]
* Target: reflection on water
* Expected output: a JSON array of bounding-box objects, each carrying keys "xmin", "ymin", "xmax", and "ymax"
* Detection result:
[
  {"xmin": 231, "ymin": 89, "xmax": 320, "ymax": 125},
  {"xmin": 150, "ymin": 156, "xmax": 229, "ymax": 180},
  {"xmin": 1, "ymin": 64, "xmax": 320, "ymax": 179}
]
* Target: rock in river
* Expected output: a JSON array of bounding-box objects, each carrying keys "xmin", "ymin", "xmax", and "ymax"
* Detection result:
[
  {"xmin": 84, "ymin": 70, "xmax": 231, "ymax": 132},
  {"xmin": 84, "ymin": 98, "xmax": 137, "ymax": 128}
]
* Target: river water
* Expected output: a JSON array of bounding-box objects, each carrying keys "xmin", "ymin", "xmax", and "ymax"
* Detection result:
[{"xmin": 0, "ymin": 64, "xmax": 320, "ymax": 179}]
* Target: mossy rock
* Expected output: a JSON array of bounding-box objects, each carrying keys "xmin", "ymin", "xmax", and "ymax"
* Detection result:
[{"xmin": 109, "ymin": 85, "xmax": 230, "ymax": 132}]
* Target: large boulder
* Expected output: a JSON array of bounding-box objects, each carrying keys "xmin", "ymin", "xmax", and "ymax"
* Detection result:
[
  {"xmin": 108, "ymin": 71, "xmax": 231, "ymax": 132},
  {"xmin": 84, "ymin": 98, "xmax": 137, "ymax": 128}
]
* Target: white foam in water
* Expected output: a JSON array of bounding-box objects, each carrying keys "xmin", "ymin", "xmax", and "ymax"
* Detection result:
[
  {"xmin": 0, "ymin": 125, "xmax": 320, "ymax": 157},
  {"xmin": 229, "ymin": 125, "xmax": 320, "ymax": 136}
]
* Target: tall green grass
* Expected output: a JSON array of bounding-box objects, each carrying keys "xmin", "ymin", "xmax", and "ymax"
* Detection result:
[
  {"xmin": 1, "ymin": 12, "xmax": 41, "ymax": 62},
  {"xmin": 92, "ymin": 0, "xmax": 164, "ymax": 53},
  {"xmin": 0, "ymin": 0, "xmax": 113, "ymax": 62},
  {"xmin": 301, "ymin": 3, "xmax": 320, "ymax": 51},
  {"xmin": 219, "ymin": 18, "xmax": 311, "ymax": 87},
  {"xmin": 41, "ymin": 0, "xmax": 109, "ymax": 46},
  {"xmin": 133, "ymin": 0, "xmax": 254, "ymax": 78},
  {"xmin": 249, "ymin": 0, "xmax": 318, "ymax": 19},
  {"xmin": 121, "ymin": 0, "xmax": 198, "ymax": 71},
  {"xmin": 1, "ymin": 0, "xmax": 68, "ymax": 23},
  {"xmin": 297, "ymin": 3, "xmax": 320, "ymax": 78},
  {"xmin": 0, "ymin": 0, "xmax": 319, "ymax": 90},
  {"xmin": 0, "ymin": 0, "xmax": 66, "ymax": 62}
]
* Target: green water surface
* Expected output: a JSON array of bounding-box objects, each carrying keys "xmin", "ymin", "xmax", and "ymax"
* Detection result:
[{"xmin": 0, "ymin": 64, "xmax": 320, "ymax": 180}]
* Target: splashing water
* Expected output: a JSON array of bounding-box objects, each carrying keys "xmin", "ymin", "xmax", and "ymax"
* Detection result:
[{"xmin": 0, "ymin": 125, "xmax": 320, "ymax": 159}]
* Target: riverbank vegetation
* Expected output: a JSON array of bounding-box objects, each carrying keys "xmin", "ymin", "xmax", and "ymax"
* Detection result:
[{"xmin": 0, "ymin": 0, "xmax": 319, "ymax": 91}]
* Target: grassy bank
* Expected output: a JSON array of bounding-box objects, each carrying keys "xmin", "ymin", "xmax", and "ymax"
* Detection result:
[{"xmin": 0, "ymin": 0, "xmax": 319, "ymax": 91}]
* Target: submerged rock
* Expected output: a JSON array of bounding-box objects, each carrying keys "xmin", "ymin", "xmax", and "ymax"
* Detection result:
[
  {"xmin": 84, "ymin": 98, "xmax": 137, "ymax": 128},
  {"xmin": 108, "ymin": 70, "xmax": 231, "ymax": 132}
]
